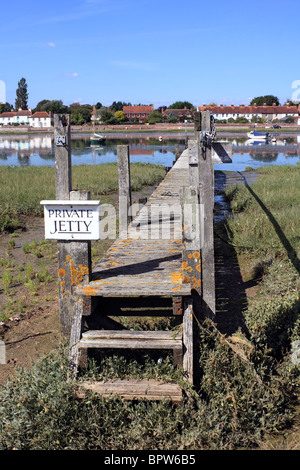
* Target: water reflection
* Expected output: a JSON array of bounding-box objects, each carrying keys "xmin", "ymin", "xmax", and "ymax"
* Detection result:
[{"xmin": 0, "ymin": 134, "xmax": 299, "ymax": 171}]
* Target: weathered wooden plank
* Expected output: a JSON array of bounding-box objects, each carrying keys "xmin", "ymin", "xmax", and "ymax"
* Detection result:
[
  {"xmin": 78, "ymin": 379, "xmax": 183, "ymax": 402},
  {"xmin": 81, "ymin": 330, "xmax": 181, "ymax": 340},
  {"xmin": 79, "ymin": 329, "xmax": 182, "ymax": 350},
  {"xmin": 74, "ymin": 150, "xmax": 194, "ymax": 298},
  {"xmin": 79, "ymin": 339, "xmax": 182, "ymax": 350}
]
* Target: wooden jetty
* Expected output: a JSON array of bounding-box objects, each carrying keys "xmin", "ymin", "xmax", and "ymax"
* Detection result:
[{"xmin": 45, "ymin": 112, "xmax": 232, "ymax": 402}]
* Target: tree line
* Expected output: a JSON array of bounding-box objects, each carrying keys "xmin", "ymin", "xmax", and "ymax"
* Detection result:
[{"xmin": 1, "ymin": 78, "xmax": 297, "ymax": 125}]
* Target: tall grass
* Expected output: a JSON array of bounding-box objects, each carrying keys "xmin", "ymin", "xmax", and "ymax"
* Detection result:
[
  {"xmin": 0, "ymin": 163, "xmax": 166, "ymax": 231},
  {"xmin": 225, "ymin": 164, "xmax": 300, "ymax": 357},
  {"xmin": 225, "ymin": 164, "xmax": 300, "ymax": 257}
]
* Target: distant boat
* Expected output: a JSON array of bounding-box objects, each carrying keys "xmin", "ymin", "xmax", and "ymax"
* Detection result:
[
  {"xmin": 90, "ymin": 133, "xmax": 105, "ymax": 145},
  {"xmin": 247, "ymin": 130, "xmax": 270, "ymax": 140}
]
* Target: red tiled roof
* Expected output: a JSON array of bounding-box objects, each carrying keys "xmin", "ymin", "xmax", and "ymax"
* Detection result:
[
  {"xmin": 198, "ymin": 105, "xmax": 299, "ymax": 114},
  {"xmin": 30, "ymin": 111, "xmax": 50, "ymax": 118},
  {"xmin": 163, "ymin": 108, "xmax": 193, "ymax": 116},
  {"xmin": 123, "ymin": 105, "xmax": 154, "ymax": 114},
  {"xmin": 0, "ymin": 110, "xmax": 32, "ymax": 118}
]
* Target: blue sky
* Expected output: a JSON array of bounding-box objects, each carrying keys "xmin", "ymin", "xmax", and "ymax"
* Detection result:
[{"xmin": 1, "ymin": 0, "xmax": 299, "ymax": 108}]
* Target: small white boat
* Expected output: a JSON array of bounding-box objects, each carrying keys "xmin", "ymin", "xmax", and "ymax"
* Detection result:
[
  {"xmin": 247, "ymin": 131, "xmax": 270, "ymax": 140},
  {"xmin": 90, "ymin": 133, "xmax": 105, "ymax": 144}
]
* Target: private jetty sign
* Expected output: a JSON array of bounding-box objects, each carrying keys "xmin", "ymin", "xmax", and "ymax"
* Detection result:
[{"xmin": 40, "ymin": 200, "xmax": 101, "ymax": 240}]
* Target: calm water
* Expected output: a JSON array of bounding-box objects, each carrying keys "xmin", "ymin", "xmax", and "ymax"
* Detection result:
[{"xmin": 0, "ymin": 133, "xmax": 299, "ymax": 172}]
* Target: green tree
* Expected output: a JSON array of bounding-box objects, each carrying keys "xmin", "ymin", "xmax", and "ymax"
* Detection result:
[
  {"xmin": 250, "ymin": 95, "xmax": 280, "ymax": 106},
  {"xmin": 168, "ymin": 101, "xmax": 195, "ymax": 110},
  {"xmin": 15, "ymin": 77, "xmax": 28, "ymax": 110},
  {"xmin": 35, "ymin": 99, "xmax": 51, "ymax": 112},
  {"xmin": 114, "ymin": 110, "xmax": 126, "ymax": 122},
  {"xmin": 147, "ymin": 110, "xmax": 163, "ymax": 124},
  {"xmin": 110, "ymin": 101, "xmax": 132, "ymax": 113},
  {"xmin": 35, "ymin": 100, "xmax": 69, "ymax": 114},
  {"xmin": 0, "ymin": 102, "xmax": 13, "ymax": 113},
  {"xmin": 94, "ymin": 107, "xmax": 116, "ymax": 124},
  {"xmin": 167, "ymin": 116, "xmax": 179, "ymax": 123},
  {"xmin": 69, "ymin": 103, "xmax": 92, "ymax": 124}
]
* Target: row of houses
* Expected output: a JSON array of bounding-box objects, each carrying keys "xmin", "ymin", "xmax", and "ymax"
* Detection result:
[
  {"xmin": 2, "ymin": 103, "xmax": 300, "ymax": 127},
  {"xmin": 114, "ymin": 103, "xmax": 300, "ymax": 123},
  {"xmin": 121, "ymin": 105, "xmax": 194, "ymax": 122},
  {"xmin": 197, "ymin": 104, "xmax": 300, "ymax": 123},
  {"xmin": 0, "ymin": 109, "xmax": 52, "ymax": 128}
]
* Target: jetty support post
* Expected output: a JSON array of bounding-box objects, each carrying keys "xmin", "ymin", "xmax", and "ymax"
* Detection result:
[
  {"xmin": 180, "ymin": 184, "xmax": 201, "ymax": 384},
  {"xmin": 54, "ymin": 114, "xmax": 92, "ymax": 338},
  {"xmin": 194, "ymin": 110, "xmax": 216, "ymax": 320},
  {"xmin": 117, "ymin": 145, "xmax": 132, "ymax": 238}
]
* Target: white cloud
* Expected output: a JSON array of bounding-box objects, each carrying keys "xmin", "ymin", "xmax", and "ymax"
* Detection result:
[
  {"xmin": 64, "ymin": 72, "xmax": 79, "ymax": 78},
  {"xmin": 47, "ymin": 42, "xmax": 56, "ymax": 47}
]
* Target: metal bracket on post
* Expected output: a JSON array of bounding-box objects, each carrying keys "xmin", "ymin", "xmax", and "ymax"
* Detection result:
[{"xmin": 56, "ymin": 135, "xmax": 67, "ymax": 147}]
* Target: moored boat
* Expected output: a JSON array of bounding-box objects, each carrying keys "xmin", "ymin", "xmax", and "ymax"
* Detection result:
[
  {"xmin": 90, "ymin": 133, "xmax": 105, "ymax": 145},
  {"xmin": 247, "ymin": 130, "xmax": 270, "ymax": 140}
]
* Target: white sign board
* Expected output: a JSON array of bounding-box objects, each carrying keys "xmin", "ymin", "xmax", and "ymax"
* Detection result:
[{"xmin": 40, "ymin": 200, "xmax": 101, "ymax": 240}]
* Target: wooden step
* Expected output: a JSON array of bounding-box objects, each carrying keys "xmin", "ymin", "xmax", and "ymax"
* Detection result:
[
  {"xmin": 78, "ymin": 329, "xmax": 182, "ymax": 350},
  {"xmin": 77, "ymin": 379, "xmax": 183, "ymax": 403}
]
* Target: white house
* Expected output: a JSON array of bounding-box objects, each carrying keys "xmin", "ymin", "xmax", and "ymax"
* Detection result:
[
  {"xmin": 29, "ymin": 111, "xmax": 52, "ymax": 128},
  {"xmin": 197, "ymin": 104, "xmax": 300, "ymax": 122},
  {"xmin": 0, "ymin": 108, "xmax": 32, "ymax": 125}
]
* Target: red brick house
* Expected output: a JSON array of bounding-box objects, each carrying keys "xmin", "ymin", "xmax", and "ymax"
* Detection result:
[{"xmin": 123, "ymin": 105, "xmax": 154, "ymax": 122}]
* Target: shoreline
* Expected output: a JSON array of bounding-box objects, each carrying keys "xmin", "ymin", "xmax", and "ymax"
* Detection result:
[{"xmin": 0, "ymin": 124, "xmax": 299, "ymax": 138}]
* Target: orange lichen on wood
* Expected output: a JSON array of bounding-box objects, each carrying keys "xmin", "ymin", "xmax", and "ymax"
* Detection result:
[
  {"xmin": 78, "ymin": 285, "xmax": 98, "ymax": 296},
  {"xmin": 65, "ymin": 255, "xmax": 90, "ymax": 287},
  {"xmin": 171, "ymin": 272, "xmax": 183, "ymax": 284},
  {"xmin": 58, "ymin": 268, "xmax": 66, "ymax": 278},
  {"xmin": 172, "ymin": 286, "xmax": 182, "ymax": 291}
]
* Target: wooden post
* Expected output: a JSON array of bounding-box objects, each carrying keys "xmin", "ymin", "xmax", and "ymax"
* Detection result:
[
  {"xmin": 54, "ymin": 114, "xmax": 92, "ymax": 337},
  {"xmin": 117, "ymin": 145, "xmax": 132, "ymax": 237},
  {"xmin": 54, "ymin": 114, "xmax": 72, "ymax": 199},
  {"xmin": 181, "ymin": 186, "xmax": 201, "ymax": 294},
  {"xmin": 182, "ymin": 296, "xmax": 194, "ymax": 383},
  {"xmin": 195, "ymin": 111, "xmax": 216, "ymax": 319}
]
